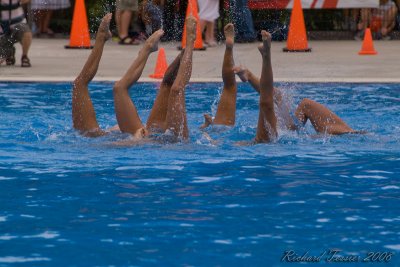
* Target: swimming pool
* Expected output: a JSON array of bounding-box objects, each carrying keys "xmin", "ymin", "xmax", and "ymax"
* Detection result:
[{"xmin": 0, "ymin": 82, "xmax": 399, "ymax": 266}]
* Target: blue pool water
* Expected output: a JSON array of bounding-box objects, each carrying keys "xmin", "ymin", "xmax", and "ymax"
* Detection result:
[{"xmin": 0, "ymin": 82, "xmax": 399, "ymax": 266}]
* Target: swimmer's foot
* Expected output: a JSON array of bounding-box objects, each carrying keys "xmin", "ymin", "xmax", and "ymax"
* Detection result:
[
  {"xmin": 200, "ymin": 114, "xmax": 213, "ymax": 129},
  {"xmin": 224, "ymin": 23, "xmax": 235, "ymax": 49},
  {"xmin": 97, "ymin": 13, "xmax": 112, "ymax": 42},
  {"xmin": 233, "ymin": 65, "xmax": 250, "ymax": 82},
  {"xmin": 186, "ymin": 15, "xmax": 197, "ymax": 44},
  {"xmin": 145, "ymin": 29, "xmax": 164, "ymax": 53},
  {"xmin": 258, "ymin": 30, "xmax": 272, "ymax": 57}
]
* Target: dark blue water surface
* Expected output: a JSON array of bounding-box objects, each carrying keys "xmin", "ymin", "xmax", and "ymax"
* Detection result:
[{"xmin": 0, "ymin": 82, "xmax": 399, "ymax": 266}]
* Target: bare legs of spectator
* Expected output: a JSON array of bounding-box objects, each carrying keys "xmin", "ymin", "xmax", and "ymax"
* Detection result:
[
  {"xmin": 21, "ymin": 30, "xmax": 32, "ymax": 67},
  {"xmin": 33, "ymin": 9, "xmax": 54, "ymax": 36},
  {"xmin": 201, "ymin": 20, "xmax": 217, "ymax": 46},
  {"xmin": 200, "ymin": 23, "xmax": 237, "ymax": 129},
  {"xmin": 115, "ymin": 9, "xmax": 138, "ymax": 44},
  {"xmin": 357, "ymin": 3, "xmax": 398, "ymax": 39},
  {"xmin": 255, "ymin": 31, "xmax": 277, "ymax": 143},
  {"xmin": 113, "ymin": 29, "xmax": 164, "ymax": 137},
  {"xmin": 72, "ymin": 14, "xmax": 112, "ymax": 137}
]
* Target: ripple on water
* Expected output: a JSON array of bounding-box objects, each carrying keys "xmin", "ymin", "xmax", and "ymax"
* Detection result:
[
  {"xmin": 381, "ymin": 186, "xmax": 399, "ymax": 190},
  {"xmin": 115, "ymin": 165, "xmax": 184, "ymax": 171},
  {"xmin": 384, "ymin": 245, "xmax": 400, "ymax": 251},
  {"xmin": 23, "ymin": 231, "xmax": 59, "ymax": 239},
  {"xmin": 353, "ymin": 175, "xmax": 387, "ymax": 179},
  {"xmin": 0, "ymin": 257, "xmax": 51, "ymax": 263},
  {"xmin": 191, "ymin": 176, "xmax": 221, "ymax": 183},
  {"xmin": 318, "ymin": 192, "xmax": 344, "ymax": 196}
]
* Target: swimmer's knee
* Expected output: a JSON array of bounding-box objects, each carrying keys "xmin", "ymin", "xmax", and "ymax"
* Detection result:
[
  {"xmin": 299, "ymin": 98, "xmax": 313, "ymax": 107},
  {"xmin": 113, "ymin": 81, "xmax": 125, "ymax": 95}
]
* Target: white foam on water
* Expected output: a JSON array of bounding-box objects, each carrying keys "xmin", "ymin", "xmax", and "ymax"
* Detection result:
[
  {"xmin": 353, "ymin": 175, "xmax": 387, "ymax": 179},
  {"xmin": 107, "ymin": 224, "xmax": 121, "ymax": 227},
  {"xmin": 100, "ymin": 239, "xmax": 113, "ymax": 243},
  {"xmin": 245, "ymin": 178, "xmax": 259, "ymax": 182},
  {"xmin": 116, "ymin": 165, "xmax": 183, "ymax": 171},
  {"xmin": 23, "ymin": 231, "xmax": 59, "ymax": 239},
  {"xmin": 278, "ymin": 201, "xmax": 305, "ymax": 205},
  {"xmin": 134, "ymin": 178, "xmax": 172, "ymax": 183},
  {"xmin": 200, "ymin": 159, "xmax": 234, "ymax": 164},
  {"xmin": 241, "ymin": 166, "xmax": 265, "ymax": 169},
  {"xmin": 179, "ymin": 223, "xmax": 194, "ymax": 227},
  {"xmin": 366, "ymin": 170, "xmax": 394, "ymax": 174},
  {"xmin": 191, "ymin": 176, "xmax": 221, "ymax": 183},
  {"xmin": 318, "ymin": 192, "xmax": 344, "ymax": 196},
  {"xmin": 384, "ymin": 244, "xmax": 400, "ymax": 251},
  {"xmin": 316, "ymin": 218, "xmax": 330, "ymax": 223},
  {"xmin": 381, "ymin": 186, "xmax": 399, "ymax": 190},
  {"xmin": 0, "ymin": 257, "xmax": 51, "ymax": 263},
  {"xmin": 0, "ymin": 176, "xmax": 16, "ymax": 181},
  {"xmin": 0, "ymin": 216, "xmax": 6, "ymax": 222},
  {"xmin": 345, "ymin": 216, "xmax": 365, "ymax": 222},
  {"xmin": 235, "ymin": 253, "xmax": 252, "ymax": 258},
  {"xmin": 225, "ymin": 204, "xmax": 244, "ymax": 208},
  {"xmin": 20, "ymin": 214, "xmax": 35, "ymax": 218},
  {"xmin": 0, "ymin": 235, "xmax": 18, "ymax": 240},
  {"xmin": 214, "ymin": 239, "xmax": 233, "ymax": 245}
]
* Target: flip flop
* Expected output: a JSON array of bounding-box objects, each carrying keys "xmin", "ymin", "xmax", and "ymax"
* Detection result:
[
  {"xmin": 118, "ymin": 36, "xmax": 139, "ymax": 45},
  {"xmin": 21, "ymin": 55, "xmax": 31, "ymax": 67}
]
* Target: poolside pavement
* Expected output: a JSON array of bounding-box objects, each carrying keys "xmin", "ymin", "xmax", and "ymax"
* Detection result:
[{"xmin": 0, "ymin": 38, "xmax": 399, "ymax": 83}]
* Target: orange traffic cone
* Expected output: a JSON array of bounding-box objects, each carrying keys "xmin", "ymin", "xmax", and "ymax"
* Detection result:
[
  {"xmin": 149, "ymin": 48, "xmax": 168, "ymax": 79},
  {"xmin": 283, "ymin": 0, "xmax": 311, "ymax": 52},
  {"xmin": 179, "ymin": 0, "xmax": 206, "ymax": 51},
  {"xmin": 65, "ymin": 0, "xmax": 93, "ymax": 49},
  {"xmin": 358, "ymin": 28, "xmax": 377, "ymax": 55}
]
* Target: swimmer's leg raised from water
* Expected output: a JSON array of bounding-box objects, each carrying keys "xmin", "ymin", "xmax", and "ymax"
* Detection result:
[
  {"xmin": 72, "ymin": 13, "xmax": 112, "ymax": 137},
  {"xmin": 147, "ymin": 51, "xmax": 184, "ymax": 132},
  {"xmin": 294, "ymin": 98, "xmax": 358, "ymax": 135},
  {"xmin": 210, "ymin": 23, "xmax": 237, "ymax": 127},
  {"xmin": 255, "ymin": 31, "xmax": 277, "ymax": 143},
  {"xmin": 234, "ymin": 65, "xmax": 296, "ymax": 131},
  {"xmin": 164, "ymin": 16, "xmax": 197, "ymax": 140},
  {"xmin": 113, "ymin": 29, "xmax": 164, "ymax": 136}
]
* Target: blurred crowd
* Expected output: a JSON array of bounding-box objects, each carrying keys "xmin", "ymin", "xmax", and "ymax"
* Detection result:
[{"xmin": 1, "ymin": 0, "xmax": 400, "ymax": 67}]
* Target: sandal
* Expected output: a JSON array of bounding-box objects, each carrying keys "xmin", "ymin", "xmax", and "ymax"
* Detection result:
[
  {"xmin": 118, "ymin": 36, "xmax": 138, "ymax": 45},
  {"xmin": 6, "ymin": 47, "xmax": 16, "ymax": 66},
  {"xmin": 21, "ymin": 55, "xmax": 31, "ymax": 68}
]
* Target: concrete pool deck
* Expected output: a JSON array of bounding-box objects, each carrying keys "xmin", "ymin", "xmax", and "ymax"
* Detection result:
[{"xmin": 0, "ymin": 38, "xmax": 399, "ymax": 83}]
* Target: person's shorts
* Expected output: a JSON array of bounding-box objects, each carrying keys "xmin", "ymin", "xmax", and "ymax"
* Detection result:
[
  {"xmin": 116, "ymin": 0, "xmax": 138, "ymax": 11},
  {"xmin": 0, "ymin": 23, "xmax": 30, "ymax": 59}
]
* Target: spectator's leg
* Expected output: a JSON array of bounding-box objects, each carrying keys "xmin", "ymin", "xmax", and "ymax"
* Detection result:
[
  {"xmin": 381, "ymin": 5, "xmax": 398, "ymax": 37},
  {"xmin": 255, "ymin": 31, "xmax": 277, "ymax": 143},
  {"xmin": 358, "ymin": 8, "xmax": 372, "ymax": 31},
  {"xmin": 147, "ymin": 51, "xmax": 184, "ymax": 132},
  {"xmin": 20, "ymin": 30, "xmax": 32, "ymax": 67},
  {"xmin": 164, "ymin": 16, "xmax": 197, "ymax": 140},
  {"xmin": 212, "ymin": 23, "xmax": 237, "ymax": 126},
  {"xmin": 121, "ymin": 10, "xmax": 132, "ymax": 37},
  {"xmin": 294, "ymin": 98, "xmax": 356, "ymax": 135},
  {"xmin": 43, "ymin": 9, "xmax": 54, "ymax": 35},
  {"xmin": 72, "ymin": 14, "xmax": 112, "ymax": 137},
  {"xmin": 113, "ymin": 30, "xmax": 164, "ymax": 136}
]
